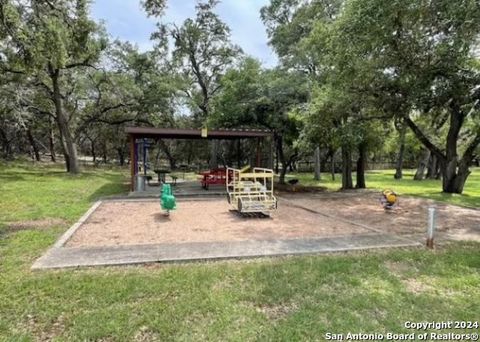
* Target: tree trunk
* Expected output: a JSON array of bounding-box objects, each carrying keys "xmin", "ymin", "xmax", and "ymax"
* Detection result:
[
  {"xmin": 167, "ymin": 154, "xmax": 176, "ymax": 170},
  {"xmin": 187, "ymin": 141, "xmax": 193, "ymax": 165},
  {"xmin": 277, "ymin": 135, "xmax": 287, "ymax": 184},
  {"xmin": 49, "ymin": 120, "xmax": 56, "ymax": 162},
  {"xmin": 280, "ymin": 164, "xmax": 288, "ymax": 185},
  {"xmin": 275, "ymin": 148, "xmax": 280, "ymax": 174},
  {"xmin": 426, "ymin": 154, "xmax": 440, "ymax": 179},
  {"xmin": 394, "ymin": 123, "xmax": 406, "ymax": 179},
  {"xmin": 404, "ymin": 108, "xmax": 478, "ymax": 194},
  {"xmin": 330, "ymin": 149, "xmax": 336, "ymax": 181},
  {"xmin": 439, "ymin": 108, "xmax": 478, "ymax": 193},
  {"xmin": 26, "ymin": 128, "xmax": 41, "ymax": 162},
  {"xmin": 356, "ymin": 142, "xmax": 367, "ymax": 189},
  {"xmin": 236, "ymin": 139, "xmax": 242, "ymax": 168},
  {"xmin": 57, "ymin": 130, "xmax": 70, "ymax": 171},
  {"xmin": 0, "ymin": 128, "xmax": 13, "ymax": 159},
  {"xmin": 314, "ymin": 146, "xmax": 321, "ymax": 181},
  {"xmin": 159, "ymin": 140, "xmax": 176, "ymax": 170},
  {"xmin": 435, "ymin": 108, "xmax": 470, "ymax": 193},
  {"xmin": 117, "ymin": 148, "xmax": 125, "ymax": 166},
  {"xmin": 442, "ymin": 159, "xmax": 470, "ymax": 194},
  {"xmin": 90, "ymin": 140, "xmax": 96, "ymax": 164},
  {"xmin": 102, "ymin": 144, "xmax": 107, "ymax": 164},
  {"xmin": 341, "ymin": 146, "xmax": 353, "ymax": 189},
  {"xmin": 209, "ymin": 140, "xmax": 219, "ymax": 169},
  {"xmin": 51, "ymin": 68, "xmax": 79, "ymax": 174},
  {"xmin": 414, "ymin": 149, "xmax": 430, "ymax": 180}
]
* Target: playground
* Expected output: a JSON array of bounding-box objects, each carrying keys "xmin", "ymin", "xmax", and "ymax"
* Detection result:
[
  {"xmin": 29, "ymin": 126, "xmax": 480, "ymax": 269},
  {"xmin": 32, "ymin": 186, "xmax": 480, "ymax": 269},
  {"xmin": 60, "ymin": 191, "xmax": 480, "ymax": 248},
  {"xmin": 3, "ymin": 163, "xmax": 479, "ymax": 340},
  {"xmin": 66, "ymin": 199, "xmax": 373, "ymax": 247}
]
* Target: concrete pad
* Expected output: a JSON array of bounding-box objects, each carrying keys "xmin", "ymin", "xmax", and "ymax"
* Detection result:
[
  {"xmin": 32, "ymin": 196, "xmax": 422, "ymax": 269},
  {"xmin": 32, "ymin": 234, "xmax": 420, "ymax": 269}
]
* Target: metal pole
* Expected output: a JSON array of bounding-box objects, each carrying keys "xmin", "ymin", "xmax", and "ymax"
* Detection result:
[{"xmin": 426, "ymin": 207, "xmax": 436, "ymax": 249}]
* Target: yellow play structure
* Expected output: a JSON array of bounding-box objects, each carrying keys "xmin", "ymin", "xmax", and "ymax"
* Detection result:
[{"xmin": 226, "ymin": 166, "xmax": 277, "ymax": 214}]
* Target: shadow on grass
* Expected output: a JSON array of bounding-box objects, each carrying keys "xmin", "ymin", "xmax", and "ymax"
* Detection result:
[
  {"xmin": 404, "ymin": 191, "xmax": 479, "ymax": 208},
  {"xmin": 0, "ymin": 225, "xmax": 7, "ymax": 241},
  {"xmin": 0, "ymin": 173, "xmax": 28, "ymax": 183},
  {"xmin": 87, "ymin": 182, "xmax": 129, "ymax": 201}
]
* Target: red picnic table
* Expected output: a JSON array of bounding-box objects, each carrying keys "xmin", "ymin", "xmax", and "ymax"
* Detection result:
[{"xmin": 199, "ymin": 168, "xmax": 231, "ymax": 190}]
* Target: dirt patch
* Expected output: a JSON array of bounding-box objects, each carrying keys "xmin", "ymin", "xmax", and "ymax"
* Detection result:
[
  {"xmin": 403, "ymin": 278, "xmax": 434, "ymax": 294},
  {"xmin": 134, "ymin": 327, "xmax": 160, "ymax": 342},
  {"xmin": 384, "ymin": 261, "xmax": 416, "ymax": 275},
  {"xmin": 384, "ymin": 261, "xmax": 433, "ymax": 294},
  {"xmin": 250, "ymin": 302, "xmax": 299, "ymax": 320},
  {"xmin": 66, "ymin": 199, "xmax": 372, "ymax": 247},
  {"xmin": 280, "ymin": 192, "xmax": 480, "ymax": 239},
  {"xmin": 6, "ymin": 218, "xmax": 67, "ymax": 231},
  {"xmin": 20, "ymin": 313, "xmax": 66, "ymax": 342}
]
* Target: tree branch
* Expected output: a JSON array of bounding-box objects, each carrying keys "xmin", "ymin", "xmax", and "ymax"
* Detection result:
[
  {"xmin": 460, "ymin": 132, "xmax": 480, "ymax": 165},
  {"xmin": 404, "ymin": 116, "xmax": 445, "ymax": 161},
  {"xmin": 1, "ymin": 67, "xmax": 25, "ymax": 75},
  {"xmin": 64, "ymin": 58, "xmax": 96, "ymax": 70}
]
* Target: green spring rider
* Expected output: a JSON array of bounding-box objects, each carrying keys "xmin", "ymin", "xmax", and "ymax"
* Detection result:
[{"xmin": 160, "ymin": 184, "xmax": 176, "ymax": 216}]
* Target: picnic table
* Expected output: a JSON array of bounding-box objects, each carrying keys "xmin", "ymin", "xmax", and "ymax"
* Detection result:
[
  {"xmin": 199, "ymin": 168, "xmax": 228, "ymax": 190},
  {"xmin": 154, "ymin": 169, "xmax": 171, "ymax": 184}
]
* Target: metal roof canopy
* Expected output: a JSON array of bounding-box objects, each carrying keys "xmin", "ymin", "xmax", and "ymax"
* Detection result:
[
  {"xmin": 126, "ymin": 126, "xmax": 273, "ymax": 191},
  {"xmin": 125, "ymin": 127, "xmax": 272, "ymax": 140}
]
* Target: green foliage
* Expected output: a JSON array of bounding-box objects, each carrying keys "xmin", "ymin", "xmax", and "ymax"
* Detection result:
[
  {"xmin": 211, "ymin": 57, "xmax": 264, "ymax": 127},
  {"xmin": 149, "ymin": 0, "xmax": 242, "ymax": 124},
  {"xmin": 333, "ymin": 0, "xmax": 480, "ymax": 192},
  {"xmin": 262, "ymin": 0, "xmax": 480, "ymax": 192},
  {"xmin": 261, "ymin": 0, "xmax": 342, "ymax": 71},
  {"xmin": 142, "ymin": 0, "xmax": 167, "ymax": 17},
  {"xmin": 383, "ymin": 125, "xmax": 423, "ymax": 165},
  {"xmin": 0, "ymin": 0, "xmax": 106, "ymax": 72},
  {"xmin": 211, "ymin": 60, "xmax": 310, "ymax": 180}
]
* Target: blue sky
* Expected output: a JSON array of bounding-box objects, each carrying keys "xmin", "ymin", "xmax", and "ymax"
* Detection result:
[{"xmin": 90, "ymin": 0, "xmax": 278, "ymax": 67}]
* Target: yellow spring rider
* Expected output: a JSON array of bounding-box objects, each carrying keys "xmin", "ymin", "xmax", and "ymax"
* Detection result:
[
  {"xmin": 226, "ymin": 166, "xmax": 277, "ymax": 214},
  {"xmin": 380, "ymin": 189, "xmax": 398, "ymax": 210}
]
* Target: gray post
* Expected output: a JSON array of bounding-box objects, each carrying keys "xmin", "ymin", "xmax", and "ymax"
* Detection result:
[{"xmin": 426, "ymin": 207, "xmax": 436, "ymax": 249}]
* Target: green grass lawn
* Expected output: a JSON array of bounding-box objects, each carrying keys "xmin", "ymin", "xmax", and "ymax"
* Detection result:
[
  {"xmin": 0, "ymin": 162, "xmax": 128, "ymax": 223},
  {"xmin": 0, "ymin": 162, "xmax": 479, "ymax": 341},
  {"xmin": 291, "ymin": 168, "xmax": 480, "ymax": 208}
]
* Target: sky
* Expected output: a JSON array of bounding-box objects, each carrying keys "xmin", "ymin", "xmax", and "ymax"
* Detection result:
[{"xmin": 90, "ymin": 0, "xmax": 278, "ymax": 67}]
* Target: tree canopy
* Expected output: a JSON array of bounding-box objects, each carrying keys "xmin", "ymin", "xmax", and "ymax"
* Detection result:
[{"xmin": 0, "ymin": 0, "xmax": 479, "ymax": 194}]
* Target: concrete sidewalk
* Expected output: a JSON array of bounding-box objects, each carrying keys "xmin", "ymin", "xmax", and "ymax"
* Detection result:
[{"xmin": 32, "ymin": 234, "xmax": 420, "ymax": 269}]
